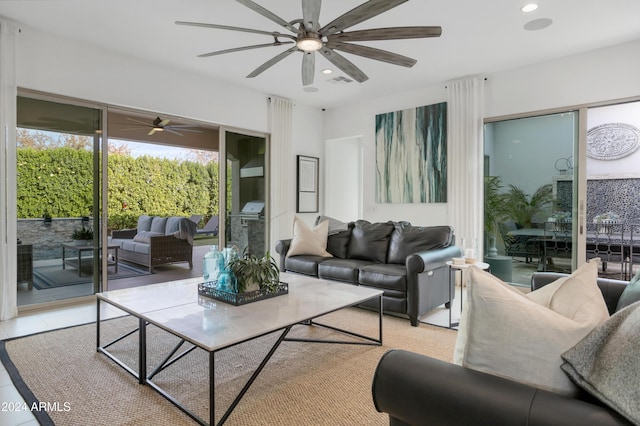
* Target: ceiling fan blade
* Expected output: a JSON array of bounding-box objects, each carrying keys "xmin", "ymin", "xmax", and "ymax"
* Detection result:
[
  {"xmin": 318, "ymin": 47, "xmax": 368, "ymax": 83},
  {"xmin": 198, "ymin": 41, "xmax": 294, "ymax": 58},
  {"xmin": 175, "ymin": 21, "xmax": 291, "ymax": 38},
  {"xmin": 158, "ymin": 119, "xmax": 171, "ymax": 126},
  {"xmin": 126, "ymin": 117, "xmax": 153, "ymax": 126},
  {"xmin": 166, "ymin": 127, "xmax": 203, "ymax": 133},
  {"xmin": 302, "ymin": 51, "xmax": 315, "ymax": 86},
  {"xmin": 330, "ymin": 26, "xmax": 442, "ymax": 42},
  {"xmin": 236, "ymin": 0, "xmax": 298, "ymax": 33},
  {"xmin": 319, "ymin": 0, "xmax": 407, "ymax": 36},
  {"xmin": 302, "ymin": 0, "xmax": 321, "ymax": 32},
  {"xmin": 148, "ymin": 129, "xmax": 158, "ymax": 136},
  {"xmin": 164, "ymin": 129, "xmax": 184, "ymax": 136},
  {"xmin": 247, "ymin": 46, "xmax": 298, "ymax": 78},
  {"xmin": 326, "ymin": 41, "xmax": 416, "ymax": 67}
]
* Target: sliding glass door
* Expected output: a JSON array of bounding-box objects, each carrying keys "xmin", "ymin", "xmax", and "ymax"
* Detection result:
[
  {"xmin": 484, "ymin": 112, "xmax": 579, "ymax": 286},
  {"xmin": 16, "ymin": 94, "xmax": 103, "ymax": 306}
]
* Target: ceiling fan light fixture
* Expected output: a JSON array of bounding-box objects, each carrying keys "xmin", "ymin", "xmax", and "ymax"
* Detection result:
[{"xmin": 297, "ymin": 35, "xmax": 322, "ymax": 52}]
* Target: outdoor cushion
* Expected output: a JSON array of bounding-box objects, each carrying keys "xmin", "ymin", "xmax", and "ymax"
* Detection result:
[
  {"xmin": 137, "ymin": 215, "xmax": 153, "ymax": 232},
  {"xmin": 133, "ymin": 231, "xmax": 163, "ymax": 244},
  {"xmin": 150, "ymin": 216, "xmax": 168, "ymax": 234}
]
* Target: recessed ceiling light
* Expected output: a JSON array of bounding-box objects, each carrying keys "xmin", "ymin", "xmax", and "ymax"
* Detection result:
[
  {"xmin": 524, "ymin": 18, "xmax": 553, "ymax": 31},
  {"xmin": 322, "ymin": 69, "xmax": 333, "ymax": 74},
  {"xmin": 521, "ymin": 3, "xmax": 538, "ymax": 12}
]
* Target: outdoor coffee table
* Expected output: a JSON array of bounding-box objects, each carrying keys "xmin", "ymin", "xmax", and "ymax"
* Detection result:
[
  {"xmin": 62, "ymin": 243, "xmax": 119, "ymax": 277},
  {"xmin": 96, "ymin": 273, "xmax": 383, "ymax": 426}
]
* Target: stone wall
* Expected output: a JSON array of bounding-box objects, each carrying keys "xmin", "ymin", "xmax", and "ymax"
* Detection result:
[{"xmin": 17, "ymin": 218, "xmax": 95, "ymax": 260}]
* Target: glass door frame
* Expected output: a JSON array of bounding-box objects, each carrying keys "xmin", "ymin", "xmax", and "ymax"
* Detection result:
[
  {"xmin": 484, "ymin": 106, "xmax": 585, "ymax": 276},
  {"xmin": 16, "ymin": 89, "xmax": 105, "ymax": 304},
  {"xmin": 218, "ymin": 126, "xmax": 270, "ymax": 252}
]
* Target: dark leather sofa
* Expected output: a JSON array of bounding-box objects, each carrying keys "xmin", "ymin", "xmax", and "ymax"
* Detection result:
[
  {"xmin": 371, "ymin": 272, "xmax": 632, "ymax": 425},
  {"xmin": 275, "ymin": 220, "xmax": 462, "ymax": 326}
]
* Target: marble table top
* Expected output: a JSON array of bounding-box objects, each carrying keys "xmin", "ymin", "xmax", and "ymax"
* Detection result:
[{"xmin": 97, "ymin": 273, "xmax": 382, "ymax": 352}]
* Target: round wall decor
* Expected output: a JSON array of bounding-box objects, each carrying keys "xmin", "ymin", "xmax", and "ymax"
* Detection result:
[{"xmin": 587, "ymin": 122, "xmax": 640, "ymax": 160}]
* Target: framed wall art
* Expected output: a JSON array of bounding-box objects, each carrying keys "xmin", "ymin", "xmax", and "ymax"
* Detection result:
[
  {"xmin": 296, "ymin": 155, "xmax": 319, "ymax": 213},
  {"xmin": 375, "ymin": 101, "xmax": 447, "ymax": 203}
]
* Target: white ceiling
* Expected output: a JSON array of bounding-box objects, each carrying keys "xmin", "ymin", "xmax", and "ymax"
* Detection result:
[{"xmin": 2, "ymin": 0, "xmax": 640, "ymax": 108}]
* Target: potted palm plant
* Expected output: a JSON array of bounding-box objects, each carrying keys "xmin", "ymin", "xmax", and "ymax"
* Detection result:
[
  {"xmin": 484, "ymin": 176, "xmax": 508, "ymax": 256},
  {"xmin": 229, "ymin": 250, "xmax": 280, "ymax": 293},
  {"xmin": 501, "ymin": 184, "xmax": 554, "ymax": 229}
]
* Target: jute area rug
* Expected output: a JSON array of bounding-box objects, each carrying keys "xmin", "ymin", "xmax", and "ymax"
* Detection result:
[{"xmin": 1, "ymin": 308, "xmax": 456, "ymax": 426}]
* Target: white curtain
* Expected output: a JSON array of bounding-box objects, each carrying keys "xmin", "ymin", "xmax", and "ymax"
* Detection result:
[
  {"xmin": 447, "ymin": 77, "xmax": 485, "ymax": 258},
  {"xmin": 268, "ymin": 97, "xmax": 294, "ymax": 254},
  {"xmin": 0, "ymin": 19, "xmax": 19, "ymax": 321}
]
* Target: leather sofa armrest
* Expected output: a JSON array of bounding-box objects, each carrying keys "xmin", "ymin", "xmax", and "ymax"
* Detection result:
[
  {"xmin": 405, "ymin": 245, "xmax": 462, "ymax": 274},
  {"xmin": 111, "ymin": 228, "xmax": 137, "ymax": 239},
  {"xmin": 372, "ymin": 349, "xmax": 627, "ymax": 426},
  {"xmin": 275, "ymin": 239, "xmax": 291, "ymax": 272}
]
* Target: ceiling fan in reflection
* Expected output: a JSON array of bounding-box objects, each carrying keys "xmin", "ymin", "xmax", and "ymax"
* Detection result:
[{"xmin": 121, "ymin": 116, "xmax": 202, "ymax": 136}]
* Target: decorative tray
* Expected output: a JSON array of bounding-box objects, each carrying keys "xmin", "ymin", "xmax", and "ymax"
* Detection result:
[{"xmin": 198, "ymin": 281, "xmax": 288, "ymax": 306}]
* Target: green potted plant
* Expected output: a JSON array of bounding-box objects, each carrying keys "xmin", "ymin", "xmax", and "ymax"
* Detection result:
[
  {"xmin": 501, "ymin": 183, "xmax": 554, "ymax": 229},
  {"xmin": 229, "ymin": 250, "xmax": 280, "ymax": 293},
  {"xmin": 71, "ymin": 225, "xmax": 94, "ymax": 245},
  {"xmin": 484, "ymin": 176, "xmax": 508, "ymax": 256}
]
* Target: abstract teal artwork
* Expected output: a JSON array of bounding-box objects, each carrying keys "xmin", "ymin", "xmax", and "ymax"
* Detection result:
[{"xmin": 375, "ymin": 102, "xmax": 447, "ymax": 203}]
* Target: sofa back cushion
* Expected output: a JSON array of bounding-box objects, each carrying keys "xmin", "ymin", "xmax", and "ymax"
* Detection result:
[
  {"xmin": 150, "ymin": 216, "xmax": 168, "ymax": 234},
  {"xmin": 137, "ymin": 215, "xmax": 153, "ymax": 232},
  {"xmin": 326, "ymin": 223, "xmax": 354, "ymax": 258},
  {"xmin": 347, "ymin": 220, "xmax": 394, "ymax": 263},
  {"xmin": 387, "ymin": 225, "xmax": 454, "ymax": 264}
]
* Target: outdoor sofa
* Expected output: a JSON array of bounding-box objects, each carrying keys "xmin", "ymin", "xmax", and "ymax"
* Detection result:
[{"xmin": 110, "ymin": 215, "xmax": 196, "ymax": 272}]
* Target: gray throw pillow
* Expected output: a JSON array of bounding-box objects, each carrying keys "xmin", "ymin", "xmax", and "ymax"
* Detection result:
[
  {"xmin": 616, "ymin": 268, "xmax": 640, "ymax": 312},
  {"xmin": 150, "ymin": 216, "xmax": 168, "ymax": 234},
  {"xmin": 314, "ymin": 215, "xmax": 349, "ymax": 235},
  {"xmin": 561, "ymin": 302, "xmax": 640, "ymax": 425}
]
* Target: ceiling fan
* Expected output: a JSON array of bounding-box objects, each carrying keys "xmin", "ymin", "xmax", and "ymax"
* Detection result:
[
  {"xmin": 122, "ymin": 116, "xmax": 203, "ymax": 136},
  {"xmin": 176, "ymin": 0, "xmax": 441, "ymax": 85}
]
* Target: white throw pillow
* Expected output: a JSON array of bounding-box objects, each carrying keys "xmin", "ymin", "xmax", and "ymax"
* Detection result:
[
  {"xmin": 286, "ymin": 216, "xmax": 332, "ymax": 258},
  {"xmin": 453, "ymin": 259, "xmax": 609, "ymax": 396}
]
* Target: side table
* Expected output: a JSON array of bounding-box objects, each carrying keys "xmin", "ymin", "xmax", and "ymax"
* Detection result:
[{"xmin": 446, "ymin": 261, "xmax": 490, "ymax": 328}]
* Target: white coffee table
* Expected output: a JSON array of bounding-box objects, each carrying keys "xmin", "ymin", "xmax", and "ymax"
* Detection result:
[{"xmin": 96, "ymin": 273, "xmax": 383, "ymax": 425}]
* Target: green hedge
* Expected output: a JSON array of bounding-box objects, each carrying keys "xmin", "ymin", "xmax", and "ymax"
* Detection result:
[{"xmin": 17, "ymin": 148, "xmax": 219, "ymax": 228}]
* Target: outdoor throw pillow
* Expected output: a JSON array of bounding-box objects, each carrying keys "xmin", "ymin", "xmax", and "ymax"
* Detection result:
[
  {"xmin": 454, "ymin": 259, "xmax": 609, "ymax": 396},
  {"xmin": 286, "ymin": 216, "xmax": 332, "ymax": 258},
  {"xmin": 133, "ymin": 231, "xmax": 163, "ymax": 244},
  {"xmin": 561, "ymin": 301, "xmax": 640, "ymax": 425},
  {"xmin": 615, "ymin": 267, "xmax": 640, "ymax": 312}
]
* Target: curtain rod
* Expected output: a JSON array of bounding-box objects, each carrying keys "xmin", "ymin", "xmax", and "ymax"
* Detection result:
[{"xmin": 445, "ymin": 77, "xmax": 487, "ymax": 89}]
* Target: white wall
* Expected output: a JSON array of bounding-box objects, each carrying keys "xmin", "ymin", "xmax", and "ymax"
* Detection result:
[{"xmin": 323, "ymin": 39, "xmax": 640, "ymax": 228}]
